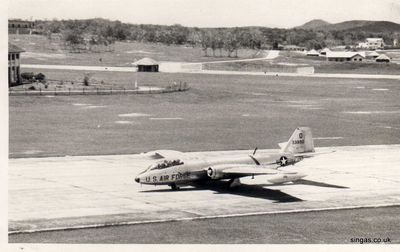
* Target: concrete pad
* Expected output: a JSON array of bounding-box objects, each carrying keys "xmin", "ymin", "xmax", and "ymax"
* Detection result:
[{"xmin": 8, "ymin": 145, "xmax": 400, "ymax": 233}]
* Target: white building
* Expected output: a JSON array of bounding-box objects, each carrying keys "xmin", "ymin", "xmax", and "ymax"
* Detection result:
[
  {"xmin": 306, "ymin": 49, "xmax": 319, "ymax": 56},
  {"xmin": 8, "ymin": 43, "xmax": 24, "ymax": 86},
  {"xmin": 326, "ymin": 51, "xmax": 365, "ymax": 62},
  {"xmin": 320, "ymin": 48, "xmax": 331, "ymax": 56},
  {"xmin": 375, "ymin": 54, "xmax": 390, "ymax": 63},
  {"xmin": 357, "ymin": 38, "xmax": 385, "ymax": 49},
  {"xmin": 365, "ymin": 51, "xmax": 380, "ymax": 60}
]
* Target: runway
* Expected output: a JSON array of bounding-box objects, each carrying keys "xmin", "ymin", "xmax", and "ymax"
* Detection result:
[{"xmin": 8, "ymin": 144, "xmax": 400, "ymax": 234}]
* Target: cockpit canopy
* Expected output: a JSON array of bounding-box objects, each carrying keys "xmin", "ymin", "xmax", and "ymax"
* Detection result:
[{"xmin": 146, "ymin": 159, "xmax": 184, "ymax": 171}]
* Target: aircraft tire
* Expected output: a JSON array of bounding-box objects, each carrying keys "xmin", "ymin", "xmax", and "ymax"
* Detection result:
[{"xmin": 170, "ymin": 183, "xmax": 179, "ymax": 190}]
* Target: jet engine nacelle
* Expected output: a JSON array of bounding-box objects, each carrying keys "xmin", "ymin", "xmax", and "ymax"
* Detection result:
[{"xmin": 207, "ymin": 167, "xmax": 225, "ymax": 180}]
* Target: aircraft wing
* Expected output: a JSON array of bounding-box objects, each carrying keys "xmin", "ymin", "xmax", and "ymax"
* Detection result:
[
  {"xmin": 294, "ymin": 149, "xmax": 336, "ymax": 158},
  {"xmin": 208, "ymin": 164, "xmax": 280, "ymax": 178},
  {"xmin": 221, "ymin": 166, "xmax": 279, "ymax": 177},
  {"xmin": 207, "ymin": 164, "xmax": 306, "ymax": 185}
]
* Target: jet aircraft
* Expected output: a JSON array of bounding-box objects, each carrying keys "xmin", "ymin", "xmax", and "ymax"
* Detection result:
[{"xmin": 135, "ymin": 127, "xmax": 320, "ymax": 190}]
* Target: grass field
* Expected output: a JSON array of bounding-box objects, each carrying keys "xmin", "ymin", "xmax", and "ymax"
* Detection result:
[
  {"xmin": 8, "ymin": 35, "xmax": 400, "ymax": 158},
  {"xmin": 10, "ymin": 34, "xmax": 261, "ymax": 66},
  {"xmin": 315, "ymin": 62, "xmax": 400, "ymax": 75},
  {"xmin": 9, "ymin": 72, "xmax": 400, "ymax": 158},
  {"xmin": 11, "ymin": 34, "xmax": 400, "ymax": 75},
  {"xmin": 203, "ymin": 61, "xmax": 299, "ymax": 73}
]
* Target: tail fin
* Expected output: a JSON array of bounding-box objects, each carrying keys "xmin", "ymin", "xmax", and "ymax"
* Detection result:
[{"xmin": 279, "ymin": 127, "xmax": 314, "ymax": 154}]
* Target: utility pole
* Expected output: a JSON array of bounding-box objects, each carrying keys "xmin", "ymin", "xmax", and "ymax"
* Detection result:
[
  {"xmin": 133, "ymin": 58, "xmax": 138, "ymax": 89},
  {"xmin": 135, "ymin": 69, "xmax": 138, "ymax": 89}
]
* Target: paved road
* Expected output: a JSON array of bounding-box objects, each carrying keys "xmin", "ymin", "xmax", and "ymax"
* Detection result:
[
  {"xmin": 21, "ymin": 63, "xmax": 400, "ymax": 79},
  {"xmin": 198, "ymin": 69, "xmax": 400, "ymax": 80},
  {"xmin": 9, "ymin": 206, "xmax": 399, "ymax": 243},
  {"xmin": 9, "ymin": 86, "xmax": 168, "ymax": 96},
  {"xmin": 21, "ymin": 64, "xmax": 137, "ymax": 72}
]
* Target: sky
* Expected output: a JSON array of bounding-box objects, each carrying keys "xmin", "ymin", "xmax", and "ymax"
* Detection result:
[{"xmin": 7, "ymin": 0, "xmax": 400, "ymax": 28}]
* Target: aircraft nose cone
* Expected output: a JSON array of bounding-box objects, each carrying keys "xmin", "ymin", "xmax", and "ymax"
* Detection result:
[{"xmin": 135, "ymin": 177, "xmax": 140, "ymax": 183}]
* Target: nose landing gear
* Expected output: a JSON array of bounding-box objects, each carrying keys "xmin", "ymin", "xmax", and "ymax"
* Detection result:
[{"xmin": 169, "ymin": 183, "xmax": 180, "ymax": 190}]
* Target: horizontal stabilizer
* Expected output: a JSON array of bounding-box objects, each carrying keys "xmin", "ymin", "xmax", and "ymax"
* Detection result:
[{"xmin": 294, "ymin": 149, "xmax": 336, "ymax": 158}]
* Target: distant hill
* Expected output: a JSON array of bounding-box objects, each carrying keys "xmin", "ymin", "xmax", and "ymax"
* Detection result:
[
  {"xmin": 296, "ymin": 19, "xmax": 331, "ymax": 30},
  {"xmin": 297, "ymin": 19, "xmax": 400, "ymax": 33},
  {"xmin": 341, "ymin": 21, "xmax": 400, "ymax": 33}
]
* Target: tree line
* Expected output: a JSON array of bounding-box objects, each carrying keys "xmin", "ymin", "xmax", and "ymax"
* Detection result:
[{"xmin": 33, "ymin": 18, "xmax": 400, "ymax": 55}]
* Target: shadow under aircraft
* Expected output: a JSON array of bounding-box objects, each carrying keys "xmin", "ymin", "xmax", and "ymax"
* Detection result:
[
  {"xmin": 292, "ymin": 179, "xmax": 349, "ymax": 189},
  {"xmin": 140, "ymin": 180, "xmax": 303, "ymax": 203}
]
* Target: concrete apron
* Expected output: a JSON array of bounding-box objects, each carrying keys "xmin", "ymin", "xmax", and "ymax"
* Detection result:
[{"xmin": 8, "ymin": 145, "xmax": 400, "ymax": 234}]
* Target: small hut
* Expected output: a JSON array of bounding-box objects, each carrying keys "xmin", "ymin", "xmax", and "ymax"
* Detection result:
[
  {"xmin": 320, "ymin": 48, "xmax": 331, "ymax": 56},
  {"xmin": 133, "ymin": 57, "xmax": 159, "ymax": 72},
  {"xmin": 375, "ymin": 54, "xmax": 390, "ymax": 63},
  {"xmin": 306, "ymin": 49, "xmax": 319, "ymax": 56},
  {"xmin": 365, "ymin": 51, "xmax": 380, "ymax": 60}
]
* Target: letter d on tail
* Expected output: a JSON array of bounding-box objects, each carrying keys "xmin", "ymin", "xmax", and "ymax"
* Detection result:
[{"xmin": 280, "ymin": 127, "xmax": 314, "ymax": 154}]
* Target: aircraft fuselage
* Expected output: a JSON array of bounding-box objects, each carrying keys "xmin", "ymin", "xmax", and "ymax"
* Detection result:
[{"xmin": 135, "ymin": 152, "xmax": 295, "ymax": 186}]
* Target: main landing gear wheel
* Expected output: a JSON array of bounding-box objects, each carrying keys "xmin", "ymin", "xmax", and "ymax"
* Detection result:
[
  {"xmin": 227, "ymin": 178, "xmax": 241, "ymax": 189},
  {"xmin": 170, "ymin": 183, "xmax": 180, "ymax": 190}
]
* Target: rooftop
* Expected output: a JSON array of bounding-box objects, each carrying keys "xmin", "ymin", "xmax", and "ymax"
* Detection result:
[
  {"xmin": 307, "ymin": 49, "xmax": 319, "ymax": 55},
  {"xmin": 320, "ymin": 48, "xmax": 331, "ymax": 53},
  {"xmin": 366, "ymin": 38, "xmax": 383, "ymax": 42},
  {"xmin": 375, "ymin": 54, "xmax": 390, "ymax": 60},
  {"xmin": 366, "ymin": 51, "xmax": 380, "ymax": 56},
  {"xmin": 326, "ymin": 51, "xmax": 365, "ymax": 58},
  {"xmin": 132, "ymin": 57, "xmax": 158, "ymax": 66}
]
